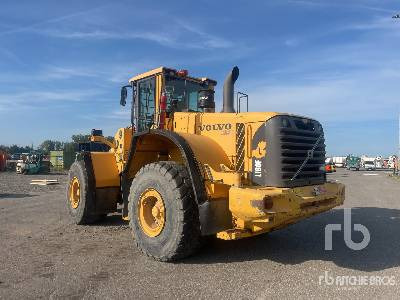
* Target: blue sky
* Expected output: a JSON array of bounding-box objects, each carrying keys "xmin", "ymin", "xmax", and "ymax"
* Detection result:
[{"xmin": 0, "ymin": 0, "xmax": 399, "ymax": 156}]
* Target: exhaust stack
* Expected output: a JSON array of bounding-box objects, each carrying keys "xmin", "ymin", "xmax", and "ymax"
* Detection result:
[{"xmin": 222, "ymin": 66, "xmax": 239, "ymax": 113}]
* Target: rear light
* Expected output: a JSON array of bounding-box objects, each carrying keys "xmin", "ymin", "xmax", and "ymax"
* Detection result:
[{"xmin": 176, "ymin": 69, "xmax": 188, "ymax": 77}]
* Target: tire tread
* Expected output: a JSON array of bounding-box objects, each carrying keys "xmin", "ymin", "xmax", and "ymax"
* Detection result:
[{"xmin": 129, "ymin": 161, "xmax": 201, "ymax": 261}]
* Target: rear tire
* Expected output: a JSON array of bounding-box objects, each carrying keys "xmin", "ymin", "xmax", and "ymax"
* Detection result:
[
  {"xmin": 66, "ymin": 160, "xmax": 101, "ymax": 224},
  {"xmin": 129, "ymin": 161, "xmax": 201, "ymax": 262}
]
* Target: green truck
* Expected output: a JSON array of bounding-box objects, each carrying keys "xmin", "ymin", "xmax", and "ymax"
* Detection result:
[
  {"xmin": 346, "ymin": 155, "xmax": 361, "ymax": 171},
  {"xmin": 16, "ymin": 153, "xmax": 50, "ymax": 175}
]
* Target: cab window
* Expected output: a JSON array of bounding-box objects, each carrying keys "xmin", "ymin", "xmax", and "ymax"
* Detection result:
[
  {"xmin": 164, "ymin": 77, "xmax": 206, "ymax": 113},
  {"xmin": 137, "ymin": 77, "xmax": 155, "ymax": 132}
]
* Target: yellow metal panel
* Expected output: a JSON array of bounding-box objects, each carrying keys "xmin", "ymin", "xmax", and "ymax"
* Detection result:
[
  {"xmin": 113, "ymin": 127, "xmax": 133, "ymax": 174},
  {"xmin": 90, "ymin": 152, "xmax": 120, "ymax": 187},
  {"xmin": 176, "ymin": 132, "xmax": 232, "ymax": 171},
  {"xmin": 128, "ymin": 67, "xmax": 217, "ymax": 85},
  {"xmin": 128, "ymin": 67, "xmax": 165, "ymax": 83},
  {"xmin": 90, "ymin": 136, "xmax": 114, "ymax": 149},
  {"xmin": 173, "ymin": 111, "xmax": 279, "ymax": 174},
  {"xmin": 218, "ymin": 182, "xmax": 345, "ymax": 240}
]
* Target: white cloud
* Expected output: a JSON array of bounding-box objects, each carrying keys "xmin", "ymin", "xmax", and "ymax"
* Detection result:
[
  {"xmin": 2, "ymin": 4, "xmax": 234, "ymax": 51},
  {"xmin": 0, "ymin": 61, "xmax": 161, "ymax": 86},
  {"xmin": 0, "ymin": 89, "xmax": 102, "ymax": 111},
  {"xmin": 80, "ymin": 109, "xmax": 130, "ymax": 121},
  {"xmin": 239, "ymin": 10, "xmax": 400, "ymax": 124},
  {"xmin": 284, "ymin": 38, "xmax": 300, "ymax": 47},
  {"xmin": 0, "ymin": 6, "xmax": 107, "ymax": 37},
  {"xmin": 40, "ymin": 66, "xmax": 101, "ymax": 80},
  {"xmin": 0, "ymin": 46, "xmax": 25, "ymax": 66},
  {"xmin": 343, "ymin": 16, "xmax": 399, "ymax": 32},
  {"xmin": 40, "ymin": 29, "xmax": 178, "ymax": 46},
  {"xmin": 288, "ymin": 0, "xmax": 394, "ymax": 13},
  {"xmin": 28, "ymin": 25, "xmax": 233, "ymax": 50},
  {"xmin": 246, "ymin": 67, "xmax": 400, "ymax": 123},
  {"xmin": 175, "ymin": 20, "xmax": 233, "ymax": 49}
]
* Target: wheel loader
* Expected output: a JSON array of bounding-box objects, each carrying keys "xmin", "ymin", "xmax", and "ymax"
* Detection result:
[{"xmin": 67, "ymin": 66, "xmax": 345, "ymax": 261}]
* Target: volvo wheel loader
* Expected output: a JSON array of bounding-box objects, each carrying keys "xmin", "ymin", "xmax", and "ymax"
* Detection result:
[{"xmin": 67, "ymin": 66, "xmax": 345, "ymax": 261}]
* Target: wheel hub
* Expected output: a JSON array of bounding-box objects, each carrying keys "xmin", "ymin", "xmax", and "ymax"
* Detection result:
[
  {"xmin": 138, "ymin": 188, "xmax": 165, "ymax": 237},
  {"xmin": 69, "ymin": 177, "xmax": 80, "ymax": 209}
]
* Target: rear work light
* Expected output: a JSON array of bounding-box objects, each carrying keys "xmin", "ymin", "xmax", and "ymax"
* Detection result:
[{"xmin": 176, "ymin": 69, "xmax": 188, "ymax": 77}]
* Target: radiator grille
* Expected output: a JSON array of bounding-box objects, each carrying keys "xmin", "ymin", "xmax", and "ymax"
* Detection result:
[
  {"xmin": 279, "ymin": 127, "xmax": 325, "ymax": 180},
  {"xmin": 251, "ymin": 115, "xmax": 326, "ymax": 188}
]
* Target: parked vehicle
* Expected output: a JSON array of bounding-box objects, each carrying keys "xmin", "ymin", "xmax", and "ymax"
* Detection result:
[
  {"xmin": 325, "ymin": 163, "xmax": 336, "ymax": 173},
  {"xmin": 16, "ymin": 153, "xmax": 50, "ymax": 174},
  {"xmin": 363, "ymin": 161, "xmax": 376, "ymax": 171},
  {"xmin": 346, "ymin": 155, "xmax": 361, "ymax": 171},
  {"xmin": 65, "ymin": 66, "xmax": 345, "ymax": 261},
  {"xmin": 332, "ymin": 156, "xmax": 347, "ymax": 168},
  {"xmin": 361, "ymin": 155, "xmax": 376, "ymax": 170}
]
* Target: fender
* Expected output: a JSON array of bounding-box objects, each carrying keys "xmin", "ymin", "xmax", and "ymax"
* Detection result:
[
  {"xmin": 77, "ymin": 152, "xmax": 119, "ymax": 215},
  {"xmin": 121, "ymin": 130, "xmax": 207, "ymax": 213},
  {"xmin": 121, "ymin": 129, "xmax": 232, "ymax": 235}
]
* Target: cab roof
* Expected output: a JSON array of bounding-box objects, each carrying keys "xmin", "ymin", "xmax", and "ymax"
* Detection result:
[{"xmin": 128, "ymin": 66, "xmax": 217, "ymax": 85}]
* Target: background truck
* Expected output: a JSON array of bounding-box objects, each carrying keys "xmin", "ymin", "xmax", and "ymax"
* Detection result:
[
  {"xmin": 346, "ymin": 155, "xmax": 361, "ymax": 171},
  {"xmin": 66, "ymin": 66, "xmax": 345, "ymax": 261},
  {"xmin": 332, "ymin": 156, "xmax": 346, "ymax": 168},
  {"xmin": 361, "ymin": 155, "xmax": 376, "ymax": 170}
]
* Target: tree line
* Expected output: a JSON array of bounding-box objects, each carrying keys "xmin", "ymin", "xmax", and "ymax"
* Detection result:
[{"xmin": 0, "ymin": 134, "xmax": 114, "ymax": 155}]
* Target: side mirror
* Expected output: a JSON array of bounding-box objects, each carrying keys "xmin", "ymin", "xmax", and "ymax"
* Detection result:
[{"xmin": 120, "ymin": 86, "xmax": 128, "ymax": 106}]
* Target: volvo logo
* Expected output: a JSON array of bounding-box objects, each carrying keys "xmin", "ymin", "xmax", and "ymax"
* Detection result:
[{"xmin": 198, "ymin": 123, "xmax": 232, "ymax": 131}]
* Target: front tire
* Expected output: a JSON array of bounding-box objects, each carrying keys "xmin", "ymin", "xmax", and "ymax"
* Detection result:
[
  {"xmin": 129, "ymin": 161, "xmax": 201, "ymax": 261},
  {"xmin": 66, "ymin": 160, "xmax": 101, "ymax": 224}
]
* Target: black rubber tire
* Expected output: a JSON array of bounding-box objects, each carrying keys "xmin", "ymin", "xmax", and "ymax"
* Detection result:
[
  {"xmin": 66, "ymin": 160, "xmax": 100, "ymax": 225},
  {"xmin": 129, "ymin": 161, "xmax": 201, "ymax": 262}
]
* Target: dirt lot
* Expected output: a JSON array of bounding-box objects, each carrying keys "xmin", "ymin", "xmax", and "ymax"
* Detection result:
[{"xmin": 1, "ymin": 169, "xmax": 400, "ymax": 299}]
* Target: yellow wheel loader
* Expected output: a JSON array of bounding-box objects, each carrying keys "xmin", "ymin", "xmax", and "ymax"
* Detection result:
[{"xmin": 66, "ymin": 66, "xmax": 345, "ymax": 261}]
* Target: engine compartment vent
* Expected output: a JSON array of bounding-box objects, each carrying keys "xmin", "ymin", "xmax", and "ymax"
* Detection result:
[{"xmin": 251, "ymin": 115, "xmax": 326, "ymax": 188}]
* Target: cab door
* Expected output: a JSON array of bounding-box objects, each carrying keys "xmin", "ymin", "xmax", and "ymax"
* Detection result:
[{"xmin": 136, "ymin": 76, "xmax": 156, "ymax": 132}]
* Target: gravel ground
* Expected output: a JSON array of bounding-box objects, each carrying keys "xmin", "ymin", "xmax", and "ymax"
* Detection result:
[
  {"xmin": 0, "ymin": 169, "xmax": 400, "ymax": 299},
  {"xmin": 0, "ymin": 171, "xmax": 67, "ymax": 195}
]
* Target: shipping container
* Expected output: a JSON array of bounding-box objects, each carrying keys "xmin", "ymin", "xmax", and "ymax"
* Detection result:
[{"xmin": 50, "ymin": 150, "xmax": 64, "ymax": 171}]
